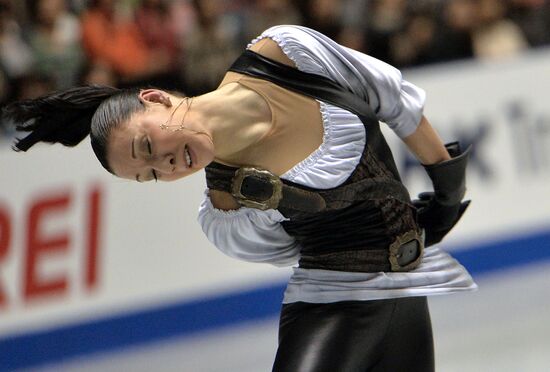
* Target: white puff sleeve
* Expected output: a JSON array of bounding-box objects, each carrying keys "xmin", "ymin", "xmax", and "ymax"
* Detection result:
[
  {"xmin": 197, "ymin": 192, "xmax": 301, "ymax": 267},
  {"xmin": 252, "ymin": 25, "xmax": 426, "ymax": 138}
]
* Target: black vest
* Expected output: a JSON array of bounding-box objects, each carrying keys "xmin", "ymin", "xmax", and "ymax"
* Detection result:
[{"xmin": 205, "ymin": 51, "xmax": 423, "ymax": 273}]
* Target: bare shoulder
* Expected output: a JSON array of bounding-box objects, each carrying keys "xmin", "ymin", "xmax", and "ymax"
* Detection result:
[
  {"xmin": 249, "ymin": 38, "xmax": 296, "ymax": 68},
  {"xmin": 209, "ymin": 190, "xmax": 241, "ymax": 211}
]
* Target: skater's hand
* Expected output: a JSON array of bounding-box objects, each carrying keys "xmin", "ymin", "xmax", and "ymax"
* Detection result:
[{"xmin": 413, "ymin": 192, "xmax": 470, "ymax": 247}]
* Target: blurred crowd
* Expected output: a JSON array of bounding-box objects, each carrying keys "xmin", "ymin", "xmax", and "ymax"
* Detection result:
[{"xmin": 0, "ymin": 0, "xmax": 549, "ymax": 138}]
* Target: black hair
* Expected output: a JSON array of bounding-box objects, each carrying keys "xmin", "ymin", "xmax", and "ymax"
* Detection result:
[{"xmin": 2, "ymin": 85, "xmax": 144, "ymax": 173}]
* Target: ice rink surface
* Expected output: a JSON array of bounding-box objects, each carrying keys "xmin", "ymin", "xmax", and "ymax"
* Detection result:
[{"xmin": 23, "ymin": 261, "xmax": 550, "ymax": 372}]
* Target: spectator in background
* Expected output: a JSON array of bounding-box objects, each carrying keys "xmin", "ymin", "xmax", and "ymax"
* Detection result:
[
  {"xmin": 0, "ymin": 0, "xmax": 34, "ymax": 90},
  {"xmin": 181, "ymin": 0, "xmax": 239, "ymax": 96},
  {"xmin": 81, "ymin": 0, "xmax": 171, "ymax": 85},
  {"xmin": 13, "ymin": 73, "xmax": 55, "ymax": 100},
  {"xmin": 337, "ymin": 25, "xmax": 366, "ymax": 53},
  {"xmin": 390, "ymin": 9, "xmax": 437, "ymax": 68},
  {"xmin": 66, "ymin": 0, "xmax": 87, "ymax": 14},
  {"xmin": 135, "ymin": 0, "xmax": 179, "ymax": 69},
  {"xmin": 508, "ymin": 0, "xmax": 550, "ymax": 47},
  {"xmin": 0, "ymin": 65, "xmax": 7, "ymax": 102},
  {"xmin": 471, "ymin": 0, "xmax": 528, "ymax": 60},
  {"xmin": 164, "ymin": 0, "xmax": 195, "ymax": 43},
  {"xmin": 133, "ymin": 0, "xmax": 185, "ymax": 90},
  {"xmin": 301, "ymin": 0, "xmax": 343, "ymax": 42},
  {"xmin": 0, "ymin": 71, "xmax": 54, "ymax": 139},
  {"xmin": 242, "ymin": 0, "xmax": 302, "ymax": 43},
  {"xmin": 0, "ymin": 0, "xmax": 549, "ymax": 115},
  {"xmin": 78, "ymin": 60, "xmax": 117, "ymax": 87},
  {"xmin": 363, "ymin": 0, "xmax": 408, "ymax": 65},
  {"xmin": 5, "ymin": 0, "xmax": 30, "ymax": 27},
  {"xmin": 430, "ymin": 0, "xmax": 476, "ymax": 63},
  {"xmin": 26, "ymin": 0, "xmax": 83, "ymax": 89}
]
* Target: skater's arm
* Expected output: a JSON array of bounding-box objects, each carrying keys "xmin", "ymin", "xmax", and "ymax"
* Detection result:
[{"xmin": 402, "ymin": 116, "xmax": 451, "ymax": 165}]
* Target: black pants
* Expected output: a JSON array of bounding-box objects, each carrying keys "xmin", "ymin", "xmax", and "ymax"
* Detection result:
[{"xmin": 272, "ymin": 297, "xmax": 434, "ymax": 372}]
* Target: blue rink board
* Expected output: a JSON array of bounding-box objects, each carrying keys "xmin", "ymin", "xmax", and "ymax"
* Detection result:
[{"xmin": 1, "ymin": 228, "xmax": 550, "ymax": 371}]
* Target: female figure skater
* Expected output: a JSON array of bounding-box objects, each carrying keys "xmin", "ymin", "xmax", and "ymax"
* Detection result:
[{"xmin": 4, "ymin": 25, "xmax": 475, "ymax": 372}]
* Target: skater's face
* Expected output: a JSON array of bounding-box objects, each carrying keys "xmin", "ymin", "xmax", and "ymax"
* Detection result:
[{"xmin": 106, "ymin": 89, "xmax": 214, "ymax": 182}]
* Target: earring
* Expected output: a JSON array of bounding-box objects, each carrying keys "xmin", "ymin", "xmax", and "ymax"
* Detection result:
[{"xmin": 160, "ymin": 97, "xmax": 193, "ymax": 132}]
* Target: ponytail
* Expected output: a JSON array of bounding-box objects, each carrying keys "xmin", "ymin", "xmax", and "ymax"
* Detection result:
[
  {"xmin": 3, "ymin": 85, "xmax": 145, "ymax": 174},
  {"xmin": 3, "ymin": 85, "xmax": 119, "ymax": 152}
]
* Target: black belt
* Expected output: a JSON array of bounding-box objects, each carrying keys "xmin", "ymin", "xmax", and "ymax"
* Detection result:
[
  {"xmin": 299, "ymin": 230, "xmax": 424, "ymax": 272},
  {"xmin": 205, "ymin": 162, "xmax": 411, "ymax": 214},
  {"xmin": 205, "ymin": 162, "xmax": 326, "ymax": 212}
]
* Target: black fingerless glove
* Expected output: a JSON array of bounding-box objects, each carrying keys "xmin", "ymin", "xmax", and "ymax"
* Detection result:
[{"xmin": 413, "ymin": 142, "xmax": 471, "ymax": 247}]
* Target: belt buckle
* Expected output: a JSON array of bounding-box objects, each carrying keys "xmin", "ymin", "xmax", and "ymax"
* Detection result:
[
  {"xmin": 388, "ymin": 230, "xmax": 424, "ymax": 272},
  {"xmin": 231, "ymin": 167, "xmax": 283, "ymax": 210}
]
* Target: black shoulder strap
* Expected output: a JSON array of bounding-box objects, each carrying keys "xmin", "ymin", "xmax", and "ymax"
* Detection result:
[
  {"xmin": 228, "ymin": 50, "xmax": 379, "ymax": 123},
  {"xmin": 228, "ymin": 49, "xmax": 402, "ymax": 181},
  {"xmin": 204, "ymin": 50, "xmax": 409, "ymax": 214}
]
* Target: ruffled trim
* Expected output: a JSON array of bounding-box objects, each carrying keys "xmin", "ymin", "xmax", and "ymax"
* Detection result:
[
  {"xmin": 249, "ymin": 28, "xmax": 366, "ymax": 189},
  {"xmin": 280, "ymin": 101, "xmax": 330, "ymax": 183},
  {"xmin": 248, "ymin": 28, "xmax": 325, "ymax": 75},
  {"xmin": 281, "ymin": 102, "xmax": 365, "ymax": 188}
]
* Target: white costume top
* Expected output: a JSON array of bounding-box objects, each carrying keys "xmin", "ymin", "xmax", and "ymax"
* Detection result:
[{"xmin": 198, "ymin": 25, "xmax": 477, "ymax": 303}]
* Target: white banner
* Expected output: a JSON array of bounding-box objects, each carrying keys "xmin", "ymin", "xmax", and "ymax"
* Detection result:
[
  {"xmin": 385, "ymin": 49, "xmax": 550, "ymax": 247},
  {"xmin": 0, "ymin": 143, "xmax": 289, "ymax": 335},
  {"xmin": 1, "ymin": 48, "xmax": 549, "ymax": 336}
]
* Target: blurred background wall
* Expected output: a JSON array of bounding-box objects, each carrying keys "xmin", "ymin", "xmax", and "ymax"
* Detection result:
[{"xmin": 0, "ymin": 0, "xmax": 549, "ymax": 371}]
